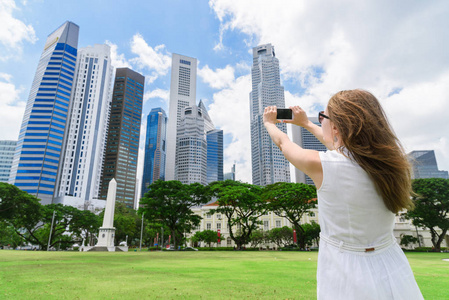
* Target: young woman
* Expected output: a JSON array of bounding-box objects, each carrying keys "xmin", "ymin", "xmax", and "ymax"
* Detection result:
[{"xmin": 263, "ymin": 89, "xmax": 423, "ymax": 299}]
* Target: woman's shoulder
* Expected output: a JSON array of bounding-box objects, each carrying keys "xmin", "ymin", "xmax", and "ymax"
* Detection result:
[{"xmin": 319, "ymin": 150, "xmax": 349, "ymax": 162}]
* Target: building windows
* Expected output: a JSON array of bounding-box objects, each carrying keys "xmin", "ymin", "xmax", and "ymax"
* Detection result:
[{"xmin": 275, "ymin": 220, "xmax": 281, "ymax": 228}]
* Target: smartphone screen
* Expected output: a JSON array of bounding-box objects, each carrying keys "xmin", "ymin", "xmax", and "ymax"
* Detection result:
[{"xmin": 276, "ymin": 108, "xmax": 292, "ymax": 120}]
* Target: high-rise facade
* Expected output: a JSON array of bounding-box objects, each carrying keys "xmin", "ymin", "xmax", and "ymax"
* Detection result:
[
  {"xmin": 9, "ymin": 21, "xmax": 79, "ymax": 204},
  {"xmin": 165, "ymin": 54, "xmax": 197, "ymax": 180},
  {"xmin": 54, "ymin": 44, "xmax": 113, "ymax": 205},
  {"xmin": 408, "ymin": 150, "xmax": 449, "ymax": 179},
  {"xmin": 141, "ymin": 107, "xmax": 167, "ymax": 196},
  {"xmin": 0, "ymin": 141, "xmax": 17, "ymax": 182},
  {"xmin": 175, "ymin": 105, "xmax": 207, "ymax": 185},
  {"xmin": 250, "ymin": 44, "xmax": 290, "ymax": 186},
  {"xmin": 206, "ymin": 129, "xmax": 224, "ymax": 183},
  {"xmin": 291, "ymin": 117, "xmax": 327, "ymax": 185},
  {"xmin": 100, "ymin": 68, "xmax": 144, "ymax": 208}
]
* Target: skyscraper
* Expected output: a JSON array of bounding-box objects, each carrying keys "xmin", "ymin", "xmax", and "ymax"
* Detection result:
[
  {"xmin": 100, "ymin": 68, "xmax": 144, "ymax": 208},
  {"xmin": 249, "ymin": 44, "xmax": 290, "ymax": 186},
  {"xmin": 165, "ymin": 54, "xmax": 197, "ymax": 180},
  {"xmin": 291, "ymin": 117, "xmax": 327, "ymax": 185},
  {"xmin": 54, "ymin": 44, "xmax": 113, "ymax": 205},
  {"xmin": 141, "ymin": 107, "xmax": 167, "ymax": 196},
  {"xmin": 206, "ymin": 129, "xmax": 224, "ymax": 183},
  {"xmin": 175, "ymin": 105, "xmax": 207, "ymax": 185},
  {"xmin": 9, "ymin": 21, "xmax": 79, "ymax": 204},
  {"xmin": 0, "ymin": 140, "xmax": 17, "ymax": 182},
  {"xmin": 408, "ymin": 150, "xmax": 449, "ymax": 179},
  {"xmin": 224, "ymin": 163, "xmax": 236, "ymax": 181}
]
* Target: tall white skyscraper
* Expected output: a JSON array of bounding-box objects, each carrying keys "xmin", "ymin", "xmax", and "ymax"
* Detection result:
[
  {"xmin": 54, "ymin": 44, "xmax": 113, "ymax": 206},
  {"xmin": 175, "ymin": 105, "xmax": 207, "ymax": 185},
  {"xmin": 165, "ymin": 54, "xmax": 197, "ymax": 180},
  {"xmin": 250, "ymin": 44, "xmax": 290, "ymax": 186},
  {"xmin": 291, "ymin": 117, "xmax": 327, "ymax": 185}
]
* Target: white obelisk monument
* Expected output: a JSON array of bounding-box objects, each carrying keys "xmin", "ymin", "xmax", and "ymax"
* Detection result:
[{"xmin": 95, "ymin": 178, "xmax": 117, "ymax": 251}]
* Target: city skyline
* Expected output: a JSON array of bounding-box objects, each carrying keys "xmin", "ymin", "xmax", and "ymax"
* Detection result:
[{"xmin": 1, "ymin": 0, "xmax": 448, "ymax": 185}]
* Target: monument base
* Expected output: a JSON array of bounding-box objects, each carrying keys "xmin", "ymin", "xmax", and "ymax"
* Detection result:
[{"xmin": 82, "ymin": 246, "xmax": 128, "ymax": 252}]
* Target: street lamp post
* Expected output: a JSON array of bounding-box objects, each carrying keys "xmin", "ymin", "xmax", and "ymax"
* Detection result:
[
  {"xmin": 139, "ymin": 212, "xmax": 144, "ymax": 251},
  {"xmin": 47, "ymin": 210, "xmax": 56, "ymax": 251}
]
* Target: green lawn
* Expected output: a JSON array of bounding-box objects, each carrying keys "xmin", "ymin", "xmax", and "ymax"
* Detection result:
[{"xmin": 0, "ymin": 250, "xmax": 447, "ymax": 299}]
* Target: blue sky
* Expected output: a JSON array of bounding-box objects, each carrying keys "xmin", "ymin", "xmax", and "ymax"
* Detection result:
[{"xmin": 1, "ymin": 0, "xmax": 448, "ymax": 183}]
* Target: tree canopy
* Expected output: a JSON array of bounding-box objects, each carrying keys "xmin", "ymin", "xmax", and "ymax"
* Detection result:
[
  {"xmin": 139, "ymin": 180, "xmax": 208, "ymax": 247},
  {"xmin": 263, "ymin": 182, "xmax": 317, "ymax": 249},
  {"xmin": 210, "ymin": 180, "xmax": 267, "ymax": 249},
  {"xmin": 406, "ymin": 178, "xmax": 449, "ymax": 251}
]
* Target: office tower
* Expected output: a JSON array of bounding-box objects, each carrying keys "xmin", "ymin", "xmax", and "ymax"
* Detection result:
[
  {"xmin": 9, "ymin": 21, "xmax": 79, "ymax": 204},
  {"xmin": 141, "ymin": 107, "xmax": 167, "ymax": 196},
  {"xmin": 54, "ymin": 44, "xmax": 113, "ymax": 206},
  {"xmin": 206, "ymin": 129, "xmax": 223, "ymax": 183},
  {"xmin": 224, "ymin": 163, "xmax": 236, "ymax": 181},
  {"xmin": 0, "ymin": 141, "xmax": 17, "ymax": 182},
  {"xmin": 250, "ymin": 43, "xmax": 290, "ymax": 186},
  {"xmin": 175, "ymin": 105, "xmax": 207, "ymax": 185},
  {"xmin": 100, "ymin": 68, "xmax": 144, "ymax": 208},
  {"xmin": 165, "ymin": 54, "xmax": 197, "ymax": 180},
  {"xmin": 291, "ymin": 117, "xmax": 327, "ymax": 185},
  {"xmin": 408, "ymin": 150, "xmax": 449, "ymax": 179}
]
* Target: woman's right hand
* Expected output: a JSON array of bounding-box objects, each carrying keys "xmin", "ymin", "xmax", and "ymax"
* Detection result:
[{"xmin": 284, "ymin": 106, "xmax": 310, "ymax": 127}]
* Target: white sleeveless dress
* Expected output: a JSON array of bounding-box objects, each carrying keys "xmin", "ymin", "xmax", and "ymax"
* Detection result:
[{"xmin": 317, "ymin": 150, "xmax": 423, "ymax": 300}]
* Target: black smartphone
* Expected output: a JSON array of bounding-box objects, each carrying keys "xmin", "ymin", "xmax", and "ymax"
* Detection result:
[{"xmin": 276, "ymin": 108, "xmax": 292, "ymax": 120}]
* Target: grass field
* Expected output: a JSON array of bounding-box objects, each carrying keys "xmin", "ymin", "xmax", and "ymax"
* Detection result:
[{"xmin": 0, "ymin": 250, "xmax": 448, "ymax": 299}]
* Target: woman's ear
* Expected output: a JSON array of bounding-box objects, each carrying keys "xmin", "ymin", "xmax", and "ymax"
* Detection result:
[{"xmin": 332, "ymin": 123, "xmax": 339, "ymax": 138}]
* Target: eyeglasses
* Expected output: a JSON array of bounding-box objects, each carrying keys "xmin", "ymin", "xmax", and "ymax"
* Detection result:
[{"xmin": 318, "ymin": 111, "xmax": 330, "ymax": 124}]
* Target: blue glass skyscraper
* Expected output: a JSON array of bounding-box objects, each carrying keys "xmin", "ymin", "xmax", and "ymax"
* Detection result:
[
  {"xmin": 9, "ymin": 21, "xmax": 79, "ymax": 205},
  {"xmin": 206, "ymin": 129, "xmax": 223, "ymax": 183},
  {"xmin": 141, "ymin": 108, "xmax": 167, "ymax": 196}
]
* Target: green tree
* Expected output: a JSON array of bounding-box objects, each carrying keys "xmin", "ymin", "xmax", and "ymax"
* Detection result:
[
  {"xmin": 139, "ymin": 180, "xmax": 207, "ymax": 248},
  {"xmin": 302, "ymin": 221, "xmax": 320, "ymax": 247},
  {"xmin": 210, "ymin": 180, "xmax": 267, "ymax": 250},
  {"xmin": 400, "ymin": 234, "xmax": 419, "ymax": 248},
  {"xmin": 263, "ymin": 182, "xmax": 317, "ymax": 249},
  {"xmin": 249, "ymin": 229, "xmax": 266, "ymax": 248},
  {"xmin": 192, "ymin": 230, "xmax": 221, "ymax": 247},
  {"xmin": 36, "ymin": 204, "xmax": 99, "ymax": 250},
  {"xmin": 405, "ymin": 178, "xmax": 449, "ymax": 252},
  {"xmin": 0, "ymin": 222, "xmax": 24, "ymax": 248},
  {"xmin": 267, "ymin": 226, "xmax": 293, "ymax": 248},
  {"xmin": 0, "ymin": 182, "xmax": 42, "ymax": 228}
]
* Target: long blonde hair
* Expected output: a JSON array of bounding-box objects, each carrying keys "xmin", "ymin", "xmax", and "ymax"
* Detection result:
[{"xmin": 327, "ymin": 89, "xmax": 414, "ymax": 213}]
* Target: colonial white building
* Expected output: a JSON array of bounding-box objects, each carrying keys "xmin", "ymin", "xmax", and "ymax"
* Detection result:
[{"xmin": 188, "ymin": 203, "xmax": 448, "ymax": 250}]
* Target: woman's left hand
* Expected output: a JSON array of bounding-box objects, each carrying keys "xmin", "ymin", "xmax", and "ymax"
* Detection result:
[{"xmin": 263, "ymin": 106, "xmax": 280, "ymax": 125}]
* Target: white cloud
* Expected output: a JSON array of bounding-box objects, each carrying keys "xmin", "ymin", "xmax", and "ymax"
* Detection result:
[
  {"xmin": 130, "ymin": 33, "xmax": 171, "ymax": 83},
  {"xmin": 143, "ymin": 88, "xmax": 169, "ymax": 104},
  {"xmin": 210, "ymin": 0, "xmax": 449, "ymax": 172},
  {"xmin": 208, "ymin": 74, "xmax": 252, "ymax": 183},
  {"xmin": 0, "ymin": 0, "xmax": 37, "ymax": 60},
  {"xmin": 0, "ymin": 73, "xmax": 26, "ymax": 139},
  {"xmin": 105, "ymin": 40, "xmax": 132, "ymax": 69},
  {"xmin": 198, "ymin": 64, "xmax": 235, "ymax": 89}
]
